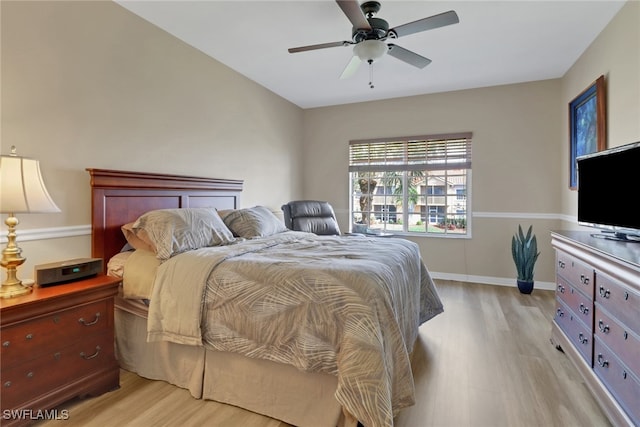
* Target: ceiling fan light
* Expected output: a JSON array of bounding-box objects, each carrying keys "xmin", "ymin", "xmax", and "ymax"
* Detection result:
[{"xmin": 353, "ymin": 39, "xmax": 387, "ymax": 62}]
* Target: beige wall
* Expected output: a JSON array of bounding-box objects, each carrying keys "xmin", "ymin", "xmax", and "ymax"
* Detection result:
[
  {"xmin": 303, "ymin": 1, "xmax": 639, "ymax": 288},
  {"xmin": 560, "ymin": 0, "xmax": 640, "ymax": 219},
  {"xmin": 2, "ymin": 1, "xmax": 638, "ymax": 288},
  {"xmin": 303, "ymin": 80, "xmax": 562, "ymax": 287},
  {"xmin": 1, "ymin": 1, "xmax": 303, "ymax": 280}
]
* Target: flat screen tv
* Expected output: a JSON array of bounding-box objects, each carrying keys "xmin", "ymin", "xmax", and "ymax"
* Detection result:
[{"xmin": 577, "ymin": 141, "xmax": 640, "ymax": 242}]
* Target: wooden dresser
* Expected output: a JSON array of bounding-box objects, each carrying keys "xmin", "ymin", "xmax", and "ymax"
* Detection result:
[
  {"xmin": 0, "ymin": 275, "xmax": 120, "ymax": 426},
  {"xmin": 551, "ymin": 231, "xmax": 640, "ymax": 427}
]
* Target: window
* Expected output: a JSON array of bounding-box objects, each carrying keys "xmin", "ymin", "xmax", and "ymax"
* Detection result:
[{"xmin": 349, "ymin": 132, "xmax": 472, "ymax": 236}]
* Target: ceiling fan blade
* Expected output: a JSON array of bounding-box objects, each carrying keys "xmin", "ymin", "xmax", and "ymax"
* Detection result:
[
  {"xmin": 340, "ymin": 56, "xmax": 361, "ymax": 79},
  {"xmin": 389, "ymin": 10, "xmax": 459, "ymax": 38},
  {"xmin": 336, "ymin": 0, "xmax": 371, "ymax": 30},
  {"xmin": 288, "ymin": 41, "xmax": 351, "ymax": 54},
  {"xmin": 387, "ymin": 44, "xmax": 432, "ymax": 69}
]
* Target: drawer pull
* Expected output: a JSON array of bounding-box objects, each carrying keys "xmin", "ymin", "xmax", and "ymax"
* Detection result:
[
  {"xmin": 598, "ymin": 320, "xmax": 610, "ymax": 334},
  {"xmin": 597, "ymin": 354, "xmax": 609, "ymax": 368},
  {"xmin": 26, "ymin": 371, "xmax": 34, "ymax": 379},
  {"xmin": 558, "ymin": 260, "xmax": 566, "ymax": 269},
  {"xmin": 624, "ymin": 291, "xmax": 629, "ymax": 301},
  {"xmin": 598, "ymin": 287, "xmax": 611, "ymax": 299},
  {"xmin": 556, "ymin": 308, "xmax": 564, "ymax": 318},
  {"xmin": 2, "ymin": 341, "xmax": 9, "ymax": 347},
  {"xmin": 54, "ymin": 352, "xmax": 61, "ymax": 360},
  {"xmin": 623, "ymin": 370, "xmax": 628, "ymax": 380},
  {"xmin": 578, "ymin": 304, "xmax": 589, "ymax": 315},
  {"xmin": 578, "ymin": 333, "xmax": 589, "ymax": 345},
  {"xmin": 80, "ymin": 345, "xmax": 101, "ymax": 360},
  {"xmin": 78, "ymin": 312, "xmax": 101, "ymax": 326},
  {"xmin": 557, "ymin": 284, "xmax": 565, "ymax": 293},
  {"xmin": 25, "ymin": 333, "xmax": 33, "ymax": 340},
  {"xmin": 624, "ymin": 331, "xmax": 628, "ymax": 340},
  {"xmin": 4, "ymin": 381, "xmax": 11, "ymax": 388},
  {"xmin": 580, "ymin": 274, "xmax": 590, "ymax": 285}
]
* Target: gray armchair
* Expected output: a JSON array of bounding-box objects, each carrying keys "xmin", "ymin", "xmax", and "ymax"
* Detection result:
[{"xmin": 281, "ymin": 200, "xmax": 341, "ymax": 235}]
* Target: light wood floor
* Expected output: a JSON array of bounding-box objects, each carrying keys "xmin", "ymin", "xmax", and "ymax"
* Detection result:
[{"xmin": 38, "ymin": 280, "xmax": 610, "ymax": 427}]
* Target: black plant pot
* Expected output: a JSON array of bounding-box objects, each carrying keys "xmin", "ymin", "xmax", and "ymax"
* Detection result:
[{"xmin": 517, "ymin": 280, "xmax": 534, "ymax": 294}]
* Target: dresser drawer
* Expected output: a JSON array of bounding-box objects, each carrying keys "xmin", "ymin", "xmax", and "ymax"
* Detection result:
[
  {"xmin": 593, "ymin": 338, "xmax": 640, "ymax": 424},
  {"xmin": 594, "ymin": 305, "xmax": 640, "ymax": 378},
  {"xmin": 0, "ymin": 330, "xmax": 115, "ymax": 409},
  {"xmin": 556, "ymin": 280, "xmax": 593, "ymax": 329},
  {"xmin": 595, "ymin": 272, "xmax": 640, "ymax": 332},
  {"xmin": 1, "ymin": 299, "xmax": 109, "ymax": 369},
  {"xmin": 554, "ymin": 299, "xmax": 592, "ymax": 366},
  {"xmin": 556, "ymin": 251, "xmax": 594, "ymax": 297}
]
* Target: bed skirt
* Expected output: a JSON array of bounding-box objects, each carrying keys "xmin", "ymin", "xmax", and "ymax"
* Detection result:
[{"xmin": 114, "ymin": 298, "xmax": 353, "ymax": 427}]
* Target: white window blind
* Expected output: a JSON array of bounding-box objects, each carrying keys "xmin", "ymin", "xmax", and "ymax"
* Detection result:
[{"xmin": 349, "ymin": 132, "xmax": 472, "ymax": 172}]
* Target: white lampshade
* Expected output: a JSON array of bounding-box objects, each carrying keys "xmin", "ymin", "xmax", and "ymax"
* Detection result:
[
  {"xmin": 0, "ymin": 151, "xmax": 60, "ymax": 214},
  {"xmin": 353, "ymin": 39, "xmax": 387, "ymax": 62}
]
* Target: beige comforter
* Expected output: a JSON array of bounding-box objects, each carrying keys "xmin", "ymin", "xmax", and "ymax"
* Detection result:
[{"xmin": 147, "ymin": 231, "xmax": 443, "ymax": 427}]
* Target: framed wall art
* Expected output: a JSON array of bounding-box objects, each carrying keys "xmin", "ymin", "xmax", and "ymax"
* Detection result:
[{"xmin": 569, "ymin": 75, "xmax": 606, "ymax": 189}]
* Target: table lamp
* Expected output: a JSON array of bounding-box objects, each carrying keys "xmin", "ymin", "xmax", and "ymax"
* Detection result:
[{"xmin": 0, "ymin": 146, "xmax": 60, "ymax": 298}]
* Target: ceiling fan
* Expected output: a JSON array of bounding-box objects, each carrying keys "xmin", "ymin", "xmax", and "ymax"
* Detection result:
[{"xmin": 288, "ymin": 0, "xmax": 459, "ymax": 87}]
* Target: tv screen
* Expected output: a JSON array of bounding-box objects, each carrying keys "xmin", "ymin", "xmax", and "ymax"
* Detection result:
[{"xmin": 577, "ymin": 141, "xmax": 640, "ymax": 241}]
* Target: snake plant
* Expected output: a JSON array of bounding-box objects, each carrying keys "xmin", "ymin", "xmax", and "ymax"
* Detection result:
[{"xmin": 511, "ymin": 225, "xmax": 540, "ymax": 283}]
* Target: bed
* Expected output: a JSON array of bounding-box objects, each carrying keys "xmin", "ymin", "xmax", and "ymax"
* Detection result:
[{"xmin": 88, "ymin": 168, "xmax": 443, "ymax": 427}]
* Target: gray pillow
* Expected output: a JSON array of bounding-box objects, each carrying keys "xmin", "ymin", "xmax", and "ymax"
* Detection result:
[
  {"xmin": 223, "ymin": 206, "xmax": 288, "ymax": 238},
  {"xmin": 131, "ymin": 208, "xmax": 235, "ymax": 260}
]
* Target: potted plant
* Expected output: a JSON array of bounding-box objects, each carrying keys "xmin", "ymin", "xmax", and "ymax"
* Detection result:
[{"xmin": 511, "ymin": 225, "xmax": 540, "ymax": 294}]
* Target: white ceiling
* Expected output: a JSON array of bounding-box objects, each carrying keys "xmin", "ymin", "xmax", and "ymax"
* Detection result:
[{"xmin": 116, "ymin": 0, "xmax": 626, "ymax": 109}]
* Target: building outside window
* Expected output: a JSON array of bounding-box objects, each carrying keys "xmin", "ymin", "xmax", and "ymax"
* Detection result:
[{"xmin": 349, "ymin": 132, "xmax": 472, "ymax": 236}]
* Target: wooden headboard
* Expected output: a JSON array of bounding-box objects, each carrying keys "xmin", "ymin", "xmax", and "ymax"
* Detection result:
[{"xmin": 87, "ymin": 168, "xmax": 243, "ymax": 273}]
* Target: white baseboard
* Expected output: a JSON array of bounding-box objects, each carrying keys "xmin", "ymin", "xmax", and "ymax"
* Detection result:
[{"xmin": 430, "ymin": 271, "xmax": 556, "ymax": 291}]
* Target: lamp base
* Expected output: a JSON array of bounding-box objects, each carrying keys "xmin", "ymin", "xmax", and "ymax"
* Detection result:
[
  {"xmin": 1, "ymin": 213, "xmax": 33, "ymax": 299},
  {"xmin": 0, "ymin": 280, "xmax": 33, "ymax": 299}
]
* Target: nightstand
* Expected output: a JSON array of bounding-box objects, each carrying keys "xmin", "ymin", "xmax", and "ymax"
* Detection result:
[{"xmin": 0, "ymin": 275, "xmax": 120, "ymax": 426}]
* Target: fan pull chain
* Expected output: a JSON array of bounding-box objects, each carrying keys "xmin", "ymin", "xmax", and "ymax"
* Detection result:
[{"xmin": 368, "ymin": 60, "xmax": 374, "ymax": 89}]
